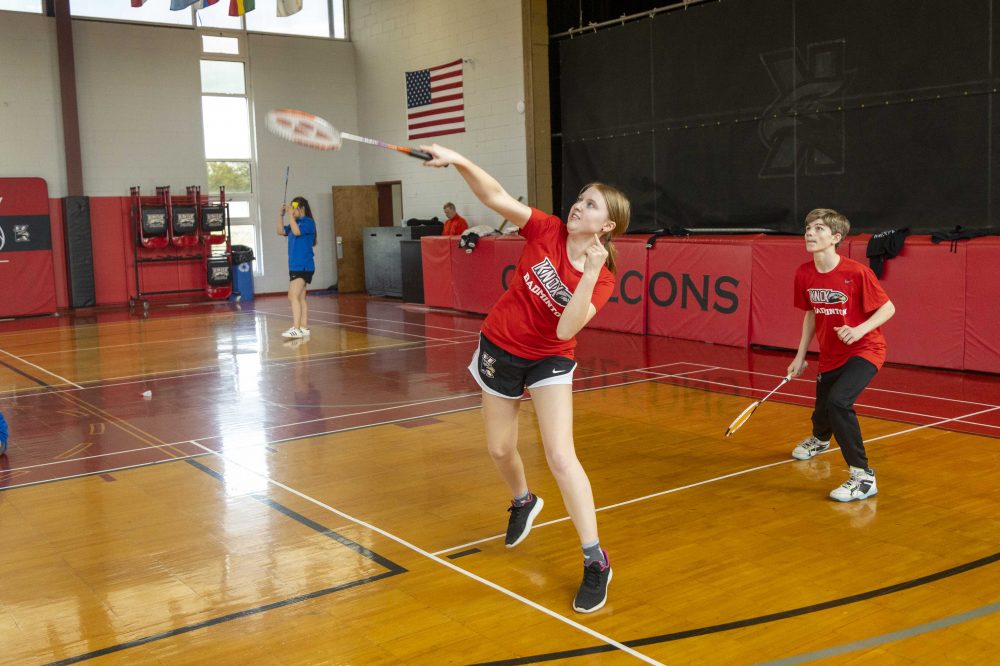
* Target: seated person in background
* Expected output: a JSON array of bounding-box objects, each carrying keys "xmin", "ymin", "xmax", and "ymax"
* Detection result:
[{"xmin": 442, "ymin": 202, "xmax": 469, "ymax": 236}]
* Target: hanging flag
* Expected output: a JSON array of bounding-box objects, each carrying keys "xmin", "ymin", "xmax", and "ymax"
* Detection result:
[
  {"xmin": 131, "ymin": 0, "xmax": 148, "ymax": 6},
  {"xmin": 276, "ymin": 0, "xmax": 303, "ymax": 17},
  {"xmin": 406, "ymin": 59, "xmax": 465, "ymax": 140},
  {"xmin": 170, "ymin": 0, "xmax": 198, "ymax": 9},
  {"xmin": 229, "ymin": 0, "xmax": 255, "ymax": 16},
  {"xmin": 193, "ymin": 0, "xmax": 220, "ymax": 9}
]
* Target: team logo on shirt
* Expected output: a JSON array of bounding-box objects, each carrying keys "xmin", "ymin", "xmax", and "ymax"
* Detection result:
[
  {"xmin": 808, "ymin": 288, "xmax": 848, "ymax": 315},
  {"xmin": 525, "ymin": 257, "xmax": 573, "ymax": 314}
]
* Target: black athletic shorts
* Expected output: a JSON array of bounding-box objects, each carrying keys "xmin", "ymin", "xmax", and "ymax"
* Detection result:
[
  {"xmin": 468, "ymin": 333, "xmax": 576, "ymax": 399},
  {"xmin": 289, "ymin": 270, "xmax": 314, "ymax": 284}
]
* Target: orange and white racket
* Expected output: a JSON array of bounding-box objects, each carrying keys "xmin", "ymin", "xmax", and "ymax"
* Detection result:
[
  {"xmin": 266, "ymin": 108, "xmax": 432, "ymax": 161},
  {"xmin": 724, "ymin": 365, "xmax": 804, "ymax": 437}
]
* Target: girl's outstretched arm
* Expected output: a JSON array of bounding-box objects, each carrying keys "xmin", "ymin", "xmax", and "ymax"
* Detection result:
[{"xmin": 421, "ymin": 145, "xmax": 532, "ymax": 228}]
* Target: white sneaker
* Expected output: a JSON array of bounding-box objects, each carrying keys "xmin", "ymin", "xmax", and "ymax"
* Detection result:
[
  {"xmin": 792, "ymin": 435, "xmax": 831, "ymax": 460},
  {"xmin": 281, "ymin": 327, "xmax": 303, "ymax": 339},
  {"xmin": 830, "ymin": 466, "xmax": 877, "ymax": 502},
  {"xmin": 299, "ymin": 327, "xmax": 311, "ymax": 336}
]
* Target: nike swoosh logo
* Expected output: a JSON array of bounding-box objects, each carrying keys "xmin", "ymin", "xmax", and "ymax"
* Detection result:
[{"xmin": 552, "ymin": 369, "xmax": 561, "ymax": 374}]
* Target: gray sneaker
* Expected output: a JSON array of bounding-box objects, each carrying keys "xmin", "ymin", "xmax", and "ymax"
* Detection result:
[
  {"xmin": 830, "ymin": 467, "xmax": 877, "ymax": 502},
  {"xmin": 792, "ymin": 435, "xmax": 830, "ymax": 460}
]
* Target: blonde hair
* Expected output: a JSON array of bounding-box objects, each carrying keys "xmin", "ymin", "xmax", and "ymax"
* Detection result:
[
  {"xmin": 804, "ymin": 208, "xmax": 850, "ymax": 246},
  {"xmin": 580, "ymin": 182, "xmax": 631, "ymax": 273}
]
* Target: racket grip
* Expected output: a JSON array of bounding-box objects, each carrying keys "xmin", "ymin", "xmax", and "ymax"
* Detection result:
[{"xmin": 409, "ymin": 149, "xmax": 433, "ymax": 161}]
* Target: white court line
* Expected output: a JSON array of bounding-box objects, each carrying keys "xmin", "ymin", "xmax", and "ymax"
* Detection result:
[
  {"xmin": 4, "ymin": 360, "xmax": 995, "ymax": 482},
  {"xmin": 0, "ymin": 348, "xmax": 83, "ymax": 389},
  {"xmin": 1, "ymin": 366, "xmax": 688, "ymax": 480},
  {"xmin": 702, "ymin": 362, "xmax": 1000, "ymax": 408},
  {"xmin": 633, "ymin": 369, "xmax": 1000, "ymax": 431},
  {"xmin": 183, "ymin": 438, "xmax": 665, "ymax": 666},
  {"xmin": 306, "ymin": 308, "xmax": 483, "ymax": 337},
  {"xmin": 433, "ymin": 403, "xmax": 1000, "ymax": 556}
]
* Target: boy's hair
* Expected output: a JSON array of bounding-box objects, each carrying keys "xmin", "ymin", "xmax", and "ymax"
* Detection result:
[
  {"xmin": 443, "ymin": 202, "xmax": 455, "ymax": 211},
  {"xmin": 804, "ymin": 208, "xmax": 850, "ymax": 244}
]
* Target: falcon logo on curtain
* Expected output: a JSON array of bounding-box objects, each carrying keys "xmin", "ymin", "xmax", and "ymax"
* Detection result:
[
  {"xmin": 406, "ymin": 59, "xmax": 465, "ymax": 140},
  {"xmin": 229, "ymin": 0, "xmax": 255, "ymax": 16}
]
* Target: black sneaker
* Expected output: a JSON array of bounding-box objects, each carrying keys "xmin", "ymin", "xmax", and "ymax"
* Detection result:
[
  {"xmin": 505, "ymin": 494, "xmax": 544, "ymax": 548},
  {"xmin": 573, "ymin": 549, "xmax": 612, "ymax": 613}
]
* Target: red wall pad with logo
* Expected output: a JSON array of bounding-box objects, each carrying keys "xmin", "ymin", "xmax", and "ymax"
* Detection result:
[
  {"xmin": 450, "ymin": 236, "xmax": 499, "ymax": 314},
  {"xmin": 0, "ymin": 178, "xmax": 58, "ymax": 317},
  {"xmin": 493, "ymin": 234, "xmax": 527, "ymax": 292},
  {"xmin": 750, "ymin": 237, "xmax": 852, "ymax": 352},
  {"xmin": 646, "ymin": 237, "xmax": 754, "ymax": 347},
  {"xmin": 420, "ymin": 236, "xmax": 455, "ymax": 309},
  {"xmin": 590, "ymin": 235, "xmax": 652, "ymax": 334},
  {"xmin": 849, "ymin": 236, "xmax": 966, "ymax": 370},
  {"xmin": 448, "ymin": 235, "xmax": 528, "ymax": 314},
  {"xmin": 964, "ymin": 237, "xmax": 1000, "ymax": 373}
]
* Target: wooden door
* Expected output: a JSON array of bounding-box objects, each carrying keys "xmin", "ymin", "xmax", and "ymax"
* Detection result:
[{"xmin": 332, "ymin": 185, "xmax": 377, "ymax": 293}]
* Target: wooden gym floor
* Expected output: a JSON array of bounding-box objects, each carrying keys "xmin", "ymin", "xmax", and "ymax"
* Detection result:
[{"xmin": 0, "ymin": 294, "xmax": 997, "ymax": 665}]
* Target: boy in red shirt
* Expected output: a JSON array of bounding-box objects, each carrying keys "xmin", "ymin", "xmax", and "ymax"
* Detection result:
[
  {"xmin": 441, "ymin": 202, "xmax": 468, "ymax": 236},
  {"xmin": 788, "ymin": 209, "xmax": 895, "ymax": 502},
  {"xmin": 423, "ymin": 144, "xmax": 629, "ymax": 613}
]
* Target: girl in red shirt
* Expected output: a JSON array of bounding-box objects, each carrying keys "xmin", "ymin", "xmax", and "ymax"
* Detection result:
[
  {"xmin": 788, "ymin": 209, "xmax": 895, "ymax": 502},
  {"xmin": 423, "ymin": 144, "xmax": 629, "ymax": 613}
]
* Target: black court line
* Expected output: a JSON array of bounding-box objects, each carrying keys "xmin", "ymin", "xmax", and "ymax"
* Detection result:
[
  {"xmin": 447, "ymin": 548, "xmax": 482, "ymax": 559},
  {"xmin": 0, "ymin": 355, "xmax": 53, "ymax": 389},
  {"xmin": 42, "ymin": 459, "xmax": 407, "ymax": 665},
  {"xmin": 468, "ymin": 550, "xmax": 1000, "ymax": 665}
]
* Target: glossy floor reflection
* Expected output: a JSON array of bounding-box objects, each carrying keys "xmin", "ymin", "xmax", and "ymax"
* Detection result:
[{"xmin": 0, "ymin": 293, "xmax": 997, "ymax": 664}]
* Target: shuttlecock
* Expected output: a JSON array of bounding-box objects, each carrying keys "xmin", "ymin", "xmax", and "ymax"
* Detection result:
[{"xmin": 142, "ymin": 390, "xmax": 152, "ymax": 399}]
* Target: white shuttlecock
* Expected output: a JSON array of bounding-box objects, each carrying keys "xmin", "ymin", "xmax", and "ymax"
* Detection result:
[{"xmin": 142, "ymin": 390, "xmax": 152, "ymax": 398}]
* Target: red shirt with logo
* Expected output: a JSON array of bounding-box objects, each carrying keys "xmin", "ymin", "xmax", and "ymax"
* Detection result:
[
  {"xmin": 442, "ymin": 214, "xmax": 468, "ymax": 236},
  {"xmin": 482, "ymin": 208, "xmax": 615, "ymax": 360},
  {"xmin": 794, "ymin": 256, "xmax": 890, "ymax": 372}
]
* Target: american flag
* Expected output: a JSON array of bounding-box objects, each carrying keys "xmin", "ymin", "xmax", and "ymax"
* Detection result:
[{"xmin": 406, "ymin": 59, "xmax": 465, "ymax": 140}]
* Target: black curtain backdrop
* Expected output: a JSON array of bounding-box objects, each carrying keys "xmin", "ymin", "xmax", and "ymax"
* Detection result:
[{"xmin": 555, "ymin": 0, "xmax": 1000, "ymax": 234}]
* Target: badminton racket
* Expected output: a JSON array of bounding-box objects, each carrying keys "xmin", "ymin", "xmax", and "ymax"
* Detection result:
[
  {"xmin": 724, "ymin": 363, "xmax": 805, "ymax": 437},
  {"xmin": 282, "ymin": 166, "xmax": 290, "ymax": 204},
  {"xmin": 266, "ymin": 108, "xmax": 433, "ymax": 161}
]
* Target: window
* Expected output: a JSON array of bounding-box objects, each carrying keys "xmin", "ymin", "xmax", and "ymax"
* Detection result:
[
  {"xmin": 246, "ymin": 0, "xmax": 332, "ymax": 38},
  {"xmin": 68, "ymin": 1, "xmax": 348, "ymax": 39},
  {"xmin": 0, "ymin": 0, "xmax": 42, "ymax": 13},
  {"xmin": 202, "ymin": 35, "xmax": 240, "ymax": 55},
  {"xmin": 200, "ymin": 39, "xmax": 261, "ymax": 273},
  {"xmin": 70, "ymin": 0, "xmax": 192, "ymax": 26}
]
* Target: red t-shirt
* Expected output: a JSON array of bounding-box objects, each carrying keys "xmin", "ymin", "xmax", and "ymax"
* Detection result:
[
  {"xmin": 793, "ymin": 256, "xmax": 890, "ymax": 372},
  {"xmin": 481, "ymin": 208, "xmax": 615, "ymax": 360},
  {"xmin": 442, "ymin": 214, "xmax": 468, "ymax": 236}
]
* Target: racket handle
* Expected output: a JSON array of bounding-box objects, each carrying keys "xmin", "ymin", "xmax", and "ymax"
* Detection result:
[{"xmin": 408, "ymin": 149, "xmax": 433, "ymax": 161}]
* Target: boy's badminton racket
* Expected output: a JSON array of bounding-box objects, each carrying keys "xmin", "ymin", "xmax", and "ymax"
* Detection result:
[
  {"xmin": 282, "ymin": 166, "xmax": 290, "ymax": 203},
  {"xmin": 266, "ymin": 108, "xmax": 433, "ymax": 161},
  {"xmin": 724, "ymin": 363, "xmax": 805, "ymax": 437}
]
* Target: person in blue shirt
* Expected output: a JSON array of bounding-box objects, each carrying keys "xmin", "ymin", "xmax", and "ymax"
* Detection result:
[
  {"xmin": 0, "ymin": 410, "xmax": 8, "ymax": 456},
  {"xmin": 277, "ymin": 196, "xmax": 317, "ymax": 339}
]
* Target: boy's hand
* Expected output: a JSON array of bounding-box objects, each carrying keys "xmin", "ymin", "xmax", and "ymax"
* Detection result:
[{"xmin": 787, "ymin": 358, "xmax": 809, "ymax": 377}]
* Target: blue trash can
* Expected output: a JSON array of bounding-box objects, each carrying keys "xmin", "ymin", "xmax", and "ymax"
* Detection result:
[{"xmin": 229, "ymin": 245, "xmax": 255, "ymax": 301}]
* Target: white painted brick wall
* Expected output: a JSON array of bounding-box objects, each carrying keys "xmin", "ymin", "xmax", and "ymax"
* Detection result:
[{"xmin": 350, "ymin": 0, "xmax": 527, "ymax": 229}]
